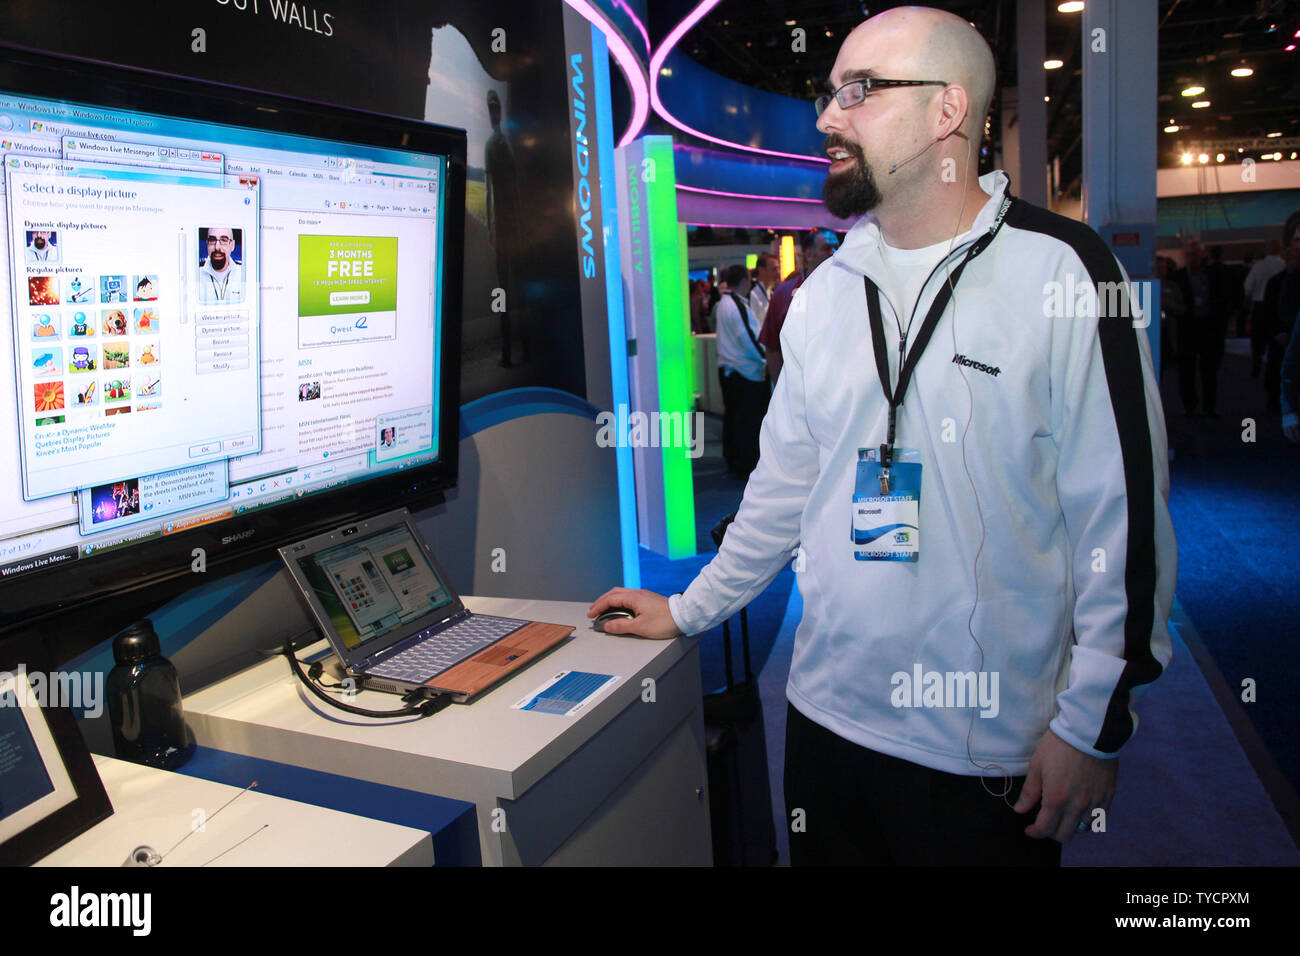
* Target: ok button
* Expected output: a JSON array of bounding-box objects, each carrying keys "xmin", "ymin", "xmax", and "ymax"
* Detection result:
[{"xmin": 190, "ymin": 440, "xmax": 223, "ymax": 458}]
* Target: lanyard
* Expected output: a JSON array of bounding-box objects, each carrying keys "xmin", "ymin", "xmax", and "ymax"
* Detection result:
[
  {"xmin": 864, "ymin": 195, "xmax": 1013, "ymax": 493},
  {"xmin": 207, "ymin": 269, "xmax": 231, "ymax": 300}
]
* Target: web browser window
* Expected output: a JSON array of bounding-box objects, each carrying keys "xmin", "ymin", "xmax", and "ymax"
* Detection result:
[{"xmin": 0, "ymin": 92, "xmax": 446, "ymax": 577}]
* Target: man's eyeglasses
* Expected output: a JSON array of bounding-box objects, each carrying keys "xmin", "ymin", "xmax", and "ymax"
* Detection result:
[
  {"xmin": 815, "ymin": 78, "xmax": 948, "ymax": 116},
  {"xmin": 206, "ymin": 235, "xmax": 236, "ymax": 247}
]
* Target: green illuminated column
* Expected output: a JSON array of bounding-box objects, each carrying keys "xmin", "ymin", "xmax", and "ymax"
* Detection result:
[{"xmin": 615, "ymin": 136, "xmax": 697, "ymax": 559}]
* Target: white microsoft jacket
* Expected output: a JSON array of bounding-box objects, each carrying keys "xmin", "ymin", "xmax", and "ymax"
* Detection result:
[{"xmin": 670, "ymin": 171, "xmax": 1176, "ymax": 775}]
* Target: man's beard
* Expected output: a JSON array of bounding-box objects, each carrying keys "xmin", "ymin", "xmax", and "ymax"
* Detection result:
[
  {"xmin": 822, "ymin": 137, "xmax": 881, "ymax": 220},
  {"xmin": 33, "ymin": 236, "xmax": 46, "ymax": 249},
  {"xmin": 210, "ymin": 249, "xmax": 227, "ymax": 269}
]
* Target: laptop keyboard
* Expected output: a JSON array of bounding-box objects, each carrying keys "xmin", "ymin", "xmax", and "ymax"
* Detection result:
[{"xmin": 366, "ymin": 614, "xmax": 526, "ymax": 682}]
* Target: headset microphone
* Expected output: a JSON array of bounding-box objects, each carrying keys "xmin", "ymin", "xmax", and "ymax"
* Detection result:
[{"xmin": 888, "ymin": 138, "xmax": 940, "ymax": 174}]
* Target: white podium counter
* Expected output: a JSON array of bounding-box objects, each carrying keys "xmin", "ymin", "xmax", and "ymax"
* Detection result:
[
  {"xmin": 37, "ymin": 755, "xmax": 433, "ymax": 867},
  {"xmin": 182, "ymin": 597, "xmax": 713, "ymax": 866}
]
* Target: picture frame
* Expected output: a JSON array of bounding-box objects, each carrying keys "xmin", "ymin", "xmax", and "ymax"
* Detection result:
[{"xmin": 0, "ymin": 635, "xmax": 113, "ymax": 866}]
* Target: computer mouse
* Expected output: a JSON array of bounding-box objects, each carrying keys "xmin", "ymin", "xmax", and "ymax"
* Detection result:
[{"xmin": 592, "ymin": 607, "xmax": 636, "ymax": 633}]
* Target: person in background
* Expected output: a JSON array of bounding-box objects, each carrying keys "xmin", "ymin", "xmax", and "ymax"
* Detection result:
[
  {"xmin": 1208, "ymin": 246, "xmax": 1241, "ymax": 336},
  {"xmin": 749, "ymin": 252, "xmax": 781, "ymax": 328},
  {"xmin": 485, "ymin": 89, "xmax": 523, "ymax": 368},
  {"xmin": 1281, "ymin": 298, "xmax": 1300, "ymax": 444},
  {"xmin": 760, "ymin": 228, "xmax": 840, "ymax": 381},
  {"xmin": 1156, "ymin": 255, "xmax": 1184, "ymax": 378},
  {"xmin": 706, "ymin": 277, "xmax": 722, "ymax": 320},
  {"xmin": 1246, "ymin": 239, "xmax": 1286, "ymax": 378},
  {"xmin": 690, "ymin": 280, "xmax": 711, "ymax": 334},
  {"xmin": 713, "ymin": 263, "xmax": 768, "ymax": 478},
  {"xmin": 1172, "ymin": 238, "xmax": 1232, "ymax": 417},
  {"xmin": 1263, "ymin": 213, "xmax": 1300, "ymax": 419}
]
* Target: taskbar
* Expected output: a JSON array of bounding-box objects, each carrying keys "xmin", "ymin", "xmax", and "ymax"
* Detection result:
[{"xmin": 0, "ymin": 450, "xmax": 440, "ymax": 578}]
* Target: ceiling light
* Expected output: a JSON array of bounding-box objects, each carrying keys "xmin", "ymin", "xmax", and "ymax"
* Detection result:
[
  {"xmin": 1191, "ymin": 100, "xmax": 1210, "ymax": 109},
  {"xmin": 1044, "ymin": 59, "xmax": 1064, "ymax": 69},
  {"xmin": 1292, "ymin": 152, "xmax": 1298, "ymax": 160},
  {"xmin": 1216, "ymin": 153, "xmax": 1225, "ymax": 162},
  {"xmin": 1230, "ymin": 65, "xmax": 1253, "ymax": 77},
  {"xmin": 1164, "ymin": 124, "xmax": 1180, "ymax": 132},
  {"xmin": 1198, "ymin": 153, "xmax": 1209, "ymax": 164},
  {"xmin": 1058, "ymin": 1, "xmax": 1085, "ymax": 11},
  {"xmin": 1044, "ymin": 95, "xmax": 1051, "ymax": 102},
  {"xmin": 1180, "ymin": 153, "xmax": 1193, "ymax": 165},
  {"xmin": 1286, "ymin": 44, "xmax": 1297, "ymax": 52},
  {"xmin": 785, "ymin": 19, "xmax": 796, "ymax": 26},
  {"xmin": 1181, "ymin": 85, "xmax": 1205, "ymax": 96},
  {"xmin": 1267, "ymin": 131, "xmax": 1283, "ymax": 137}
]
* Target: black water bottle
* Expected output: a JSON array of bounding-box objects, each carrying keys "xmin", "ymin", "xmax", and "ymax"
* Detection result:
[{"xmin": 107, "ymin": 619, "xmax": 191, "ymax": 770}]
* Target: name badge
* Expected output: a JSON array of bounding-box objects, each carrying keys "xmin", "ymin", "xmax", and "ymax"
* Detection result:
[{"xmin": 852, "ymin": 447, "xmax": 921, "ymax": 562}]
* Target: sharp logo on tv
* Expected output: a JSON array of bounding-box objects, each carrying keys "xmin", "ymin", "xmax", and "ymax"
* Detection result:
[
  {"xmin": 222, "ymin": 529, "xmax": 257, "ymax": 546},
  {"xmin": 570, "ymin": 52, "xmax": 596, "ymax": 281},
  {"xmin": 212, "ymin": 0, "xmax": 336, "ymax": 38}
]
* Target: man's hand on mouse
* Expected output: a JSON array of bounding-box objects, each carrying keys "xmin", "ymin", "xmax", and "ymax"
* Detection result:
[{"xmin": 587, "ymin": 588, "xmax": 683, "ymax": 640}]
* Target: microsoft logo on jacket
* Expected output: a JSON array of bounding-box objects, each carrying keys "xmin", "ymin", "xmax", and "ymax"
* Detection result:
[{"xmin": 952, "ymin": 353, "xmax": 1002, "ymax": 377}]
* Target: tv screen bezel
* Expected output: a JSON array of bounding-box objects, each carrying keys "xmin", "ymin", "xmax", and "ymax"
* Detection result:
[{"xmin": 0, "ymin": 43, "xmax": 465, "ymax": 635}]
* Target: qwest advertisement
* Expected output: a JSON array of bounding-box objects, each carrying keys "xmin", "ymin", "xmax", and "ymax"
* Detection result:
[{"xmin": 297, "ymin": 234, "xmax": 399, "ymax": 347}]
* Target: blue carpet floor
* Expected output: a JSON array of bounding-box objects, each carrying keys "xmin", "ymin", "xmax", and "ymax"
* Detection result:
[{"xmin": 1159, "ymin": 345, "xmax": 1300, "ymax": 799}]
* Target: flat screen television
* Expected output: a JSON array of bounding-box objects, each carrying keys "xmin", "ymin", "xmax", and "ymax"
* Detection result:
[{"xmin": 0, "ymin": 45, "xmax": 466, "ymax": 640}]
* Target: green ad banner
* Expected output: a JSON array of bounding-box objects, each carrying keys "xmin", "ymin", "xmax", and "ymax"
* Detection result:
[{"xmin": 298, "ymin": 235, "xmax": 398, "ymax": 317}]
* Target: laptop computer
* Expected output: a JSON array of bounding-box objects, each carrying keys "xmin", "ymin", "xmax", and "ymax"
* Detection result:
[{"xmin": 279, "ymin": 508, "xmax": 572, "ymax": 703}]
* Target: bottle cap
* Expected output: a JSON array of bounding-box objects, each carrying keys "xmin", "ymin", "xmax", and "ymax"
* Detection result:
[{"xmin": 113, "ymin": 619, "xmax": 161, "ymax": 664}]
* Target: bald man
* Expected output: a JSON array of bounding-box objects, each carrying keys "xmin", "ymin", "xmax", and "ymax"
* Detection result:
[{"xmin": 590, "ymin": 6, "xmax": 1175, "ymax": 866}]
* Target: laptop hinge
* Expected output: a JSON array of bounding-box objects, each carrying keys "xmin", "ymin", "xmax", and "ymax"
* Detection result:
[{"xmin": 361, "ymin": 607, "xmax": 471, "ymax": 668}]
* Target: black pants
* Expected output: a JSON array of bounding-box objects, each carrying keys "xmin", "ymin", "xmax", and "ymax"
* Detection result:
[
  {"xmin": 783, "ymin": 703, "xmax": 1062, "ymax": 866},
  {"xmin": 719, "ymin": 368, "xmax": 770, "ymax": 476},
  {"xmin": 1264, "ymin": 332, "xmax": 1287, "ymax": 413},
  {"xmin": 1250, "ymin": 303, "xmax": 1272, "ymax": 375},
  {"xmin": 1176, "ymin": 317, "xmax": 1225, "ymax": 414}
]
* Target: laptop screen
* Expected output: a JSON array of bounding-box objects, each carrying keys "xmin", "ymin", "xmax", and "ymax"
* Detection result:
[{"xmin": 294, "ymin": 522, "xmax": 453, "ymax": 650}]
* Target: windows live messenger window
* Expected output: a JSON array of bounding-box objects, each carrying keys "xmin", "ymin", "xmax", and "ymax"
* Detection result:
[{"xmin": 0, "ymin": 92, "xmax": 446, "ymax": 578}]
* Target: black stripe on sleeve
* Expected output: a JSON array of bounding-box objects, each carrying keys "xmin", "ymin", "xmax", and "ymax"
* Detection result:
[{"xmin": 1005, "ymin": 201, "xmax": 1163, "ymax": 753}]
